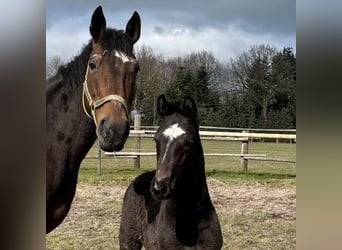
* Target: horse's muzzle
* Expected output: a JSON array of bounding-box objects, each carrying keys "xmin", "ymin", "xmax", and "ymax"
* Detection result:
[{"xmin": 97, "ymin": 118, "xmax": 129, "ymax": 152}]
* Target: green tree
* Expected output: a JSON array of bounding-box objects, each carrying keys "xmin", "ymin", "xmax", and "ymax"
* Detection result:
[
  {"xmin": 230, "ymin": 44, "xmax": 295, "ymax": 128},
  {"xmin": 193, "ymin": 66, "xmax": 209, "ymax": 103},
  {"xmin": 165, "ymin": 65, "xmax": 222, "ymax": 125},
  {"xmin": 165, "ymin": 66, "xmax": 194, "ymax": 101},
  {"xmin": 135, "ymin": 46, "xmax": 168, "ymax": 125},
  {"xmin": 134, "ymin": 44, "xmax": 295, "ymax": 128},
  {"xmin": 269, "ymin": 47, "xmax": 296, "ymax": 128},
  {"xmin": 193, "ymin": 66, "xmax": 221, "ymax": 124}
]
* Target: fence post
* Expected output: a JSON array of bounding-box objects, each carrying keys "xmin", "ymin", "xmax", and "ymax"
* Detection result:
[
  {"xmin": 97, "ymin": 149, "xmax": 102, "ymax": 176},
  {"xmin": 241, "ymin": 130, "xmax": 249, "ymax": 173},
  {"xmin": 134, "ymin": 113, "xmax": 141, "ymax": 169}
]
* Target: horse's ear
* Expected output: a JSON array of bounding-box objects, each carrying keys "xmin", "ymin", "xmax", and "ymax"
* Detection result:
[
  {"xmin": 157, "ymin": 94, "xmax": 169, "ymax": 116},
  {"xmin": 183, "ymin": 95, "xmax": 197, "ymax": 120},
  {"xmin": 90, "ymin": 6, "xmax": 106, "ymax": 43},
  {"xmin": 125, "ymin": 11, "xmax": 141, "ymax": 44}
]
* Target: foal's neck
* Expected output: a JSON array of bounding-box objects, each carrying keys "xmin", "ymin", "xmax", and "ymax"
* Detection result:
[
  {"xmin": 174, "ymin": 138, "xmax": 207, "ymax": 207},
  {"xmin": 172, "ymin": 136, "xmax": 210, "ymax": 245}
]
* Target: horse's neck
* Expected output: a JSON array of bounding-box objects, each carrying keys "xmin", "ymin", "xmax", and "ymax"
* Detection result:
[{"xmin": 47, "ymin": 58, "xmax": 96, "ymax": 167}]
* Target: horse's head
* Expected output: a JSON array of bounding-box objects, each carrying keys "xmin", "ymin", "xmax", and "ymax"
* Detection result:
[
  {"xmin": 151, "ymin": 94, "xmax": 198, "ymax": 200},
  {"xmin": 84, "ymin": 6, "xmax": 141, "ymax": 152}
]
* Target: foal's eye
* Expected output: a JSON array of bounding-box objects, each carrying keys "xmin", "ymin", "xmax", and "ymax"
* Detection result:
[{"xmin": 179, "ymin": 151, "xmax": 188, "ymax": 163}]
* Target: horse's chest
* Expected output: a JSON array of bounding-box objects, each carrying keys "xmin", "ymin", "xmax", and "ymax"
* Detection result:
[{"xmin": 156, "ymin": 216, "xmax": 178, "ymax": 248}]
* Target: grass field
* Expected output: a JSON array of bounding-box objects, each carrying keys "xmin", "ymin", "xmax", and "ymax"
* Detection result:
[
  {"xmin": 83, "ymin": 137, "xmax": 296, "ymax": 186},
  {"xmin": 46, "ymin": 138, "xmax": 296, "ymax": 249}
]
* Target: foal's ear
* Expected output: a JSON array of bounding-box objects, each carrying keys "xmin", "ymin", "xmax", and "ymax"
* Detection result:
[
  {"xmin": 183, "ymin": 95, "xmax": 197, "ymax": 119},
  {"xmin": 90, "ymin": 6, "xmax": 106, "ymax": 43},
  {"xmin": 157, "ymin": 94, "xmax": 170, "ymax": 116},
  {"xmin": 125, "ymin": 11, "xmax": 141, "ymax": 44}
]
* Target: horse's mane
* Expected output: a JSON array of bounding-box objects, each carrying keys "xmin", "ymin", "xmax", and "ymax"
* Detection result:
[
  {"xmin": 46, "ymin": 41, "xmax": 91, "ymax": 99},
  {"xmin": 99, "ymin": 29, "xmax": 133, "ymax": 56},
  {"xmin": 158, "ymin": 97, "xmax": 200, "ymax": 128},
  {"xmin": 163, "ymin": 98, "xmax": 183, "ymax": 113}
]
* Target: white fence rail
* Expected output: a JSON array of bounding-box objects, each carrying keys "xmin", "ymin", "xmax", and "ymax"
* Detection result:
[
  {"xmin": 91, "ymin": 114, "xmax": 297, "ymax": 175},
  {"xmin": 96, "ymin": 130, "xmax": 296, "ymax": 175}
]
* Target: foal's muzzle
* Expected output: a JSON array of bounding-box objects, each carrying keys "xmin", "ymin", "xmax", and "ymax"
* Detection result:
[{"xmin": 151, "ymin": 178, "xmax": 174, "ymax": 200}]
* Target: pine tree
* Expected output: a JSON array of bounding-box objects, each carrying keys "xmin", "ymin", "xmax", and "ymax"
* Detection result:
[
  {"xmin": 269, "ymin": 47, "xmax": 296, "ymax": 128},
  {"xmin": 193, "ymin": 66, "xmax": 209, "ymax": 103},
  {"xmin": 166, "ymin": 67, "xmax": 187, "ymax": 101}
]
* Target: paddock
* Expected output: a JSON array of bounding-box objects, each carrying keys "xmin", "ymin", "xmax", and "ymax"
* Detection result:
[
  {"xmin": 46, "ymin": 133, "xmax": 296, "ymax": 249},
  {"xmin": 46, "ymin": 179, "xmax": 295, "ymax": 249}
]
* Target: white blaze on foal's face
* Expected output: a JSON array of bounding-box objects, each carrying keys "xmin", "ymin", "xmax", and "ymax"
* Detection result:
[
  {"xmin": 160, "ymin": 123, "xmax": 186, "ymax": 163},
  {"xmin": 163, "ymin": 123, "xmax": 186, "ymax": 139}
]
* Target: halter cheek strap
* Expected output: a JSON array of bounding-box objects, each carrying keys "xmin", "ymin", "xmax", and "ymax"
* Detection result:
[{"xmin": 82, "ymin": 57, "xmax": 129, "ymax": 124}]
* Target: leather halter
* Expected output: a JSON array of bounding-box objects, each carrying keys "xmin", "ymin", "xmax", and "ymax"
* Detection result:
[{"xmin": 82, "ymin": 50, "xmax": 129, "ymax": 124}]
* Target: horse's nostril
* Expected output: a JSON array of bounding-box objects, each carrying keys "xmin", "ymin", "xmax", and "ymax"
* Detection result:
[
  {"xmin": 112, "ymin": 121, "xmax": 129, "ymax": 137},
  {"xmin": 99, "ymin": 119, "xmax": 129, "ymax": 137},
  {"xmin": 99, "ymin": 118, "xmax": 109, "ymax": 130}
]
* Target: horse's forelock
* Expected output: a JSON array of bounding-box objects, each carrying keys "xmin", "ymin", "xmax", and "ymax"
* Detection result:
[{"xmin": 99, "ymin": 29, "xmax": 134, "ymax": 56}]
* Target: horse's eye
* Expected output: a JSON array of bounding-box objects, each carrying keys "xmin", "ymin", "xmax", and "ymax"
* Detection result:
[{"xmin": 89, "ymin": 61, "xmax": 97, "ymax": 70}]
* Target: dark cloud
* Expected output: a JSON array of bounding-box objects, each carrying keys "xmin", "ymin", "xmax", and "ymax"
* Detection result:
[
  {"xmin": 47, "ymin": 0, "xmax": 295, "ymax": 35},
  {"xmin": 46, "ymin": 0, "xmax": 295, "ymax": 63},
  {"xmin": 153, "ymin": 26, "xmax": 165, "ymax": 35}
]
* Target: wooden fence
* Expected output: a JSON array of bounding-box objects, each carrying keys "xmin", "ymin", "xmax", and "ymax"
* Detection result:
[{"xmin": 95, "ymin": 115, "xmax": 296, "ymax": 175}]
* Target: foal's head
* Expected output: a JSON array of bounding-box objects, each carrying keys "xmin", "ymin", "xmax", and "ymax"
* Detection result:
[
  {"xmin": 151, "ymin": 95, "xmax": 199, "ymax": 200},
  {"xmin": 84, "ymin": 6, "xmax": 141, "ymax": 151}
]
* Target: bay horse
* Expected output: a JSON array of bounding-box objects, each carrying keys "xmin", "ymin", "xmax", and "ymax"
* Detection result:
[
  {"xmin": 119, "ymin": 95, "xmax": 223, "ymax": 249},
  {"xmin": 46, "ymin": 6, "xmax": 141, "ymax": 233}
]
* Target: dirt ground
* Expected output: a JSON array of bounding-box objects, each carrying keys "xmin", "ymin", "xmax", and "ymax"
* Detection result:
[
  {"xmin": 46, "ymin": 179, "xmax": 296, "ymax": 249},
  {"xmin": 207, "ymin": 179, "xmax": 296, "ymax": 220},
  {"xmin": 72, "ymin": 178, "xmax": 296, "ymax": 220}
]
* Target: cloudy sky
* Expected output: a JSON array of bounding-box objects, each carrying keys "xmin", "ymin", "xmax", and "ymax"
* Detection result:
[{"xmin": 46, "ymin": 0, "xmax": 295, "ymax": 64}]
